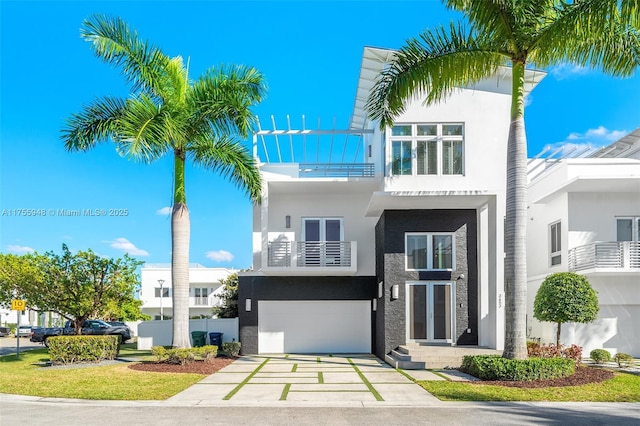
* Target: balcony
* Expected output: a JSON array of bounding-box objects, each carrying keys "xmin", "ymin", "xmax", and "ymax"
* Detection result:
[
  {"xmin": 265, "ymin": 241, "xmax": 357, "ymax": 275},
  {"xmin": 568, "ymin": 241, "xmax": 640, "ymax": 274}
]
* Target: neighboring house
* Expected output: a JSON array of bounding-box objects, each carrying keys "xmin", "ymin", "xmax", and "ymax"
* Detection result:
[
  {"xmin": 527, "ymin": 129, "xmax": 640, "ymax": 357},
  {"xmin": 140, "ymin": 264, "xmax": 236, "ymax": 320},
  {"xmin": 239, "ymin": 46, "xmax": 545, "ymax": 359}
]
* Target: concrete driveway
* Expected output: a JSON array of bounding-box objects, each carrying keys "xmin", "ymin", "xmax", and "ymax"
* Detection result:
[{"xmin": 167, "ymin": 354, "xmax": 441, "ymax": 407}]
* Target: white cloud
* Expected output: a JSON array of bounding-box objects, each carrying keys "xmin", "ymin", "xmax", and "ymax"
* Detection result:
[
  {"xmin": 108, "ymin": 238, "xmax": 150, "ymax": 256},
  {"xmin": 524, "ymin": 95, "xmax": 533, "ymax": 107},
  {"xmin": 564, "ymin": 126, "xmax": 627, "ymax": 144},
  {"xmin": 550, "ymin": 63, "xmax": 589, "ymax": 80},
  {"xmin": 206, "ymin": 250, "xmax": 234, "ymax": 262},
  {"xmin": 6, "ymin": 245, "xmax": 35, "ymax": 254},
  {"xmin": 156, "ymin": 206, "xmax": 172, "ymax": 216}
]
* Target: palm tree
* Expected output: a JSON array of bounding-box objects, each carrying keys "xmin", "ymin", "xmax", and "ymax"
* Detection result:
[
  {"xmin": 366, "ymin": 0, "xmax": 639, "ymax": 359},
  {"xmin": 61, "ymin": 14, "xmax": 265, "ymax": 348}
]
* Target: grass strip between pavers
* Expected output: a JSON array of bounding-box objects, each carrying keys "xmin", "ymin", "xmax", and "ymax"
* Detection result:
[
  {"xmin": 223, "ymin": 357, "xmax": 270, "ymax": 400},
  {"xmin": 292, "ymin": 363, "xmax": 298, "ymax": 372},
  {"xmin": 396, "ymin": 368, "xmax": 417, "ymax": 382},
  {"xmin": 430, "ymin": 370, "xmax": 452, "ymax": 381},
  {"xmin": 347, "ymin": 357, "xmax": 384, "ymax": 401},
  {"xmin": 318, "ymin": 371, "xmax": 324, "ymax": 384},
  {"xmin": 280, "ymin": 383, "xmax": 291, "ymax": 400},
  {"xmin": 317, "ymin": 357, "xmax": 321, "ymax": 363}
]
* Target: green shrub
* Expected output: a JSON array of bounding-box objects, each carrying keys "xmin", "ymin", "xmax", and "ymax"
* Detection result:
[
  {"xmin": 166, "ymin": 348, "xmax": 195, "ymax": 365},
  {"xmin": 198, "ymin": 345, "xmax": 219, "ymax": 363},
  {"xmin": 614, "ymin": 353, "xmax": 635, "ymax": 368},
  {"xmin": 48, "ymin": 335, "xmax": 119, "ymax": 365},
  {"xmin": 461, "ymin": 355, "xmax": 575, "ymax": 381},
  {"xmin": 222, "ymin": 341, "xmax": 241, "ymax": 357},
  {"xmin": 151, "ymin": 346, "xmax": 168, "ymax": 362},
  {"xmin": 590, "ymin": 349, "xmax": 611, "ymax": 364}
]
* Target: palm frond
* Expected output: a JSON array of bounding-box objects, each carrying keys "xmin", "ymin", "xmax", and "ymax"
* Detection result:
[
  {"xmin": 188, "ymin": 64, "xmax": 266, "ymax": 139},
  {"xmin": 366, "ymin": 22, "xmax": 506, "ymax": 128},
  {"xmin": 81, "ymin": 14, "xmax": 169, "ymax": 96},
  {"xmin": 532, "ymin": 2, "xmax": 640, "ymax": 76},
  {"xmin": 113, "ymin": 94, "xmax": 173, "ymax": 162},
  {"xmin": 61, "ymin": 96, "xmax": 126, "ymax": 151},
  {"xmin": 187, "ymin": 136, "xmax": 261, "ymax": 202}
]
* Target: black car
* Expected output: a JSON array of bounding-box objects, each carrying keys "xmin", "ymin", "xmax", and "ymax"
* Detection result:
[
  {"xmin": 108, "ymin": 321, "xmax": 134, "ymax": 338},
  {"xmin": 0, "ymin": 326, "xmax": 9, "ymax": 337}
]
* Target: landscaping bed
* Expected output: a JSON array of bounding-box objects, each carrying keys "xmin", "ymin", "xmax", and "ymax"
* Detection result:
[
  {"xmin": 128, "ymin": 356, "xmax": 236, "ymax": 374},
  {"xmin": 469, "ymin": 366, "xmax": 614, "ymax": 388}
]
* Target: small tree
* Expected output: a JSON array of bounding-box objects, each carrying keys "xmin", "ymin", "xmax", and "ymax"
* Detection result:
[
  {"xmin": 534, "ymin": 272, "xmax": 599, "ymax": 346},
  {"xmin": 212, "ymin": 273, "xmax": 238, "ymax": 318}
]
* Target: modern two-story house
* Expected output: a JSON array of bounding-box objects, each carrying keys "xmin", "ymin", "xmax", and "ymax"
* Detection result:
[
  {"xmin": 140, "ymin": 264, "xmax": 236, "ymax": 320},
  {"xmin": 527, "ymin": 129, "xmax": 640, "ymax": 356},
  {"xmin": 239, "ymin": 47, "xmax": 545, "ymax": 361}
]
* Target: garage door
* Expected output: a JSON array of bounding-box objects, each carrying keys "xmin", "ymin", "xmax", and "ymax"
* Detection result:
[{"xmin": 258, "ymin": 300, "xmax": 371, "ymax": 353}]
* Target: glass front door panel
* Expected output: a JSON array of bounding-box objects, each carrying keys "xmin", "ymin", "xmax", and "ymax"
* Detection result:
[
  {"xmin": 410, "ymin": 285, "xmax": 427, "ymax": 340},
  {"xmin": 432, "ymin": 284, "xmax": 451, "ymax": 340}
]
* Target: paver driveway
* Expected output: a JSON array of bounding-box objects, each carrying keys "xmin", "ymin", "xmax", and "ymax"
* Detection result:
[{"xmin": 167, "ymin": 354, "xmax": 440, "ymax": 407}]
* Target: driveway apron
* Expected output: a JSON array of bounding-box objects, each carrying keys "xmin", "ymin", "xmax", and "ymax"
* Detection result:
[{"xmin": 166, "ymin": 354, "xmax": 440, "ymax": 407}]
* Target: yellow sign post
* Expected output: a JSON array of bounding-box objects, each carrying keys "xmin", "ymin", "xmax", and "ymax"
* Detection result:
[{"xmin": 11, "ymin": 299, "xmax": 26, "ymax": 311}]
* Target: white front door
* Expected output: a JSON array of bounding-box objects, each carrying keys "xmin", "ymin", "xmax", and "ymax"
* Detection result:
[{"xmin": 406, "ymin": 282, "xmax": 455, "ymax": 343}]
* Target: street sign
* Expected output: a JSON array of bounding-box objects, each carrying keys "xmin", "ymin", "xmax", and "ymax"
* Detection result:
[{"xmin": 11, "ymin": 299, "xmax": 26, "ymax": 311}]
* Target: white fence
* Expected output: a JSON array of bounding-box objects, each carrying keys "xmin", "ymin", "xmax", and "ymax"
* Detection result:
[{"xmin": 136, "ymin": 318, "xmax": 239, "ymax": 349}]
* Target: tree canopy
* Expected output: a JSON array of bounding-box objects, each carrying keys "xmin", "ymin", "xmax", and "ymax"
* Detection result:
[
  {"xmin": 0, "ymin": 244, "xmax": 144, "ymax": 331},
  {"xmin": 212, "ymin": 272, "xmax": 238, "ymax": 319},
  {"xmin": 534, "ymin": 272, "xmax": 599, "ymax": 346}
]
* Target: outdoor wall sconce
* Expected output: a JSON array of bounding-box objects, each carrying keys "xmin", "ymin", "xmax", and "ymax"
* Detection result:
[
  {"xmin": 378, "ymin": 281, "xmax": 383, "ymax": 298},
  {"xmin": 391, "ymin": 285, "xmax": 399, "ymax": 300},
  {"xmin": 368, "ymin": 145, "xmax": 372, "ymax": 158},
  {"xmin": 245, "ymin": 299, "xmax": 252, "ymax": 312},
  {"xmin": 372, "ymin": 298, "xmax": 377, "ymax": 311}
]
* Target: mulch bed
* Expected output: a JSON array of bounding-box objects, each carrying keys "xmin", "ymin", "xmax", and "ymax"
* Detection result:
[
  {"xmin": 470, "ymin": 366, "xmax": 615, "ymax": 388},
  {"xmin": 128, "ymin": 356, "xmax": 237, "ymax": 375}
]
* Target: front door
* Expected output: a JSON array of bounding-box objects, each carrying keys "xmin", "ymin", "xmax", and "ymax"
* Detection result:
[{"xmin": 407, "ymin": 282, "xmax": 454, "ymax": 343}]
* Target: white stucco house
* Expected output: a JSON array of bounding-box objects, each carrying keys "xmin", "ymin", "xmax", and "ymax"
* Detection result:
[
  {"xmin": 527, "ymin": 128, "xmax": 640, "ymax": 356},
  {"xmin": 139, "ymin": 263, "xmax": 237, "ymax": 320},
  {"xmin": 238, "ymin": 46, "xmax": 546, "ymax": 363}
]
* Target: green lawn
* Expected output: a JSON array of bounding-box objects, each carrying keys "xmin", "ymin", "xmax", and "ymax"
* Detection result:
[
  {"xmin": 0, "ymin": 345, "xmax": 206, "ymax": 400},
  {"xmin": 418, "ymin": 372, "xmax": 640, "ymax": 402}
]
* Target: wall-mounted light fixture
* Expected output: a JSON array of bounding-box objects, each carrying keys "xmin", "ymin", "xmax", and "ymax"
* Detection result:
[
  {"xmin": 285, "ymin": 215, "xmax": 291, "ymax": 229},
  {"xmin": 391, "ymin": 285, "xmax": 399, "ymax": 300},
  {"xmin": 245, "ymin": 299, "xmax": 252, "ymax": 312},
  {"xmin": 372, "ymin": 298, "xmax": 377, "ymax": 311},
  {"xmin": 368, "ymin": 145, "xmax": 372, "ymax": 158},
  {"xmin": 378, "ymin": 281, "xmax": 383, "ymax": 299}
]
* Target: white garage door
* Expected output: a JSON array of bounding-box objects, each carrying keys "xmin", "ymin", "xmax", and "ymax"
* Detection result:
[{"xmin": 258, "ymin": 300, "xmax": 371, "ymax": 354}]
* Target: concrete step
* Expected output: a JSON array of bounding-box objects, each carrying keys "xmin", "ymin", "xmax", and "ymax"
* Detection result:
[
  {"xmin": 384, "ymin": 352, "xmax": 426, "ymax": 370},
  {"xmin": 390, "ymin": 345, "xmax": 503, "ymax": 369}
]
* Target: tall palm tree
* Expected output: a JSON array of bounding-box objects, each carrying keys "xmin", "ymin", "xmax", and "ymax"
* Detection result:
[
  {"xmin": 61, "ymin": 14, "xmax": 265, "ymax": 348},
  {"xmin": 367, "ymin": 0, "xmax": 639, "ymax": 359}
]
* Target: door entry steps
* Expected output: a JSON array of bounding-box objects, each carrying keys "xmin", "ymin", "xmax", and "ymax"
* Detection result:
[{"xmin": 385, "ymin": 345, "xmax": 502, "ymax": 370}]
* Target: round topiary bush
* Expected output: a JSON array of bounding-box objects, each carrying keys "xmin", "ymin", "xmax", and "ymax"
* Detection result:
[
  {"xmin": 614, "ymin": 352, "xmax": 635, "ymax": 368},
  {"xmin": 590, "ymin": 349, "xmax": 611, "ymax": 364}
]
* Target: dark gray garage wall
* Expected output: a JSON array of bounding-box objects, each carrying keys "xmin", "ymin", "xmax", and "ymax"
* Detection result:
[
  {"xmin": 238, "ymin": 276, "xmax": 377, "ymax": 354},
  {"xmin": 375, "ymin": 209, "xmax": 478, "ymax": 358}
]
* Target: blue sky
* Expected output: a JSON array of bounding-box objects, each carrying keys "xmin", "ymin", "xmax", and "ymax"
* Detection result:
[{"xmin": 2, "ymin": 1, "xmax": 639, "ymax": 269}]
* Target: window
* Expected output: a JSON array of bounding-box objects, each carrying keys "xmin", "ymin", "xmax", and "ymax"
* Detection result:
[
  {"xmin": 155, "ymin": 287, "xmax": 169, "ymax": 298},
  {"xmin": 616, "ymin": 217, "xmax": 640, "ymax": 241},
  {"xmin": 389, "ymin": 123, "xmax": 464, "ymax": 176},
  {"xmin": 406, "ymin": 233, "xmax": 454, "ymax": 270},
  {"xmin": 550, "ymin": 221, "xmax": 561, "ymax": 266},
  {"xmin": 194, "ymin": 288, "xmax": 209, "ymax": 306}
]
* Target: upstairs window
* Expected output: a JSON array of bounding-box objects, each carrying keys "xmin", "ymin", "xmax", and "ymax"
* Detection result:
[
  {"xmin": 389, "ymin": 123, "xmax": 464, "ymax": 176},
  {"xmin": 550, "ymin": 221, "xmax": 561, "ymax": 266},
  {"xmin": 406, "ymin": 233, "xmax": 455, "ymax": 271},
  {"xmin": 155, "ymin": 287, "xmax": 170, "ymax": 298},
  {"xmin": 616, "ymin": 217, "xmax": 640, "ymax": 241}
]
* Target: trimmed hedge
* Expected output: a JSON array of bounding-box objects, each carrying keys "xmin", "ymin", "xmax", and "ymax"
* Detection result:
[
  {"xmin": 150, "ymin": 345, "xmax": 219, "ymax": 365},
  {"xmin": 48, "ymin": 335, "xmax": 119, "ymax": 365},
  {"xmin": 461, "ymin": 355, "xmax": 575, "ymax": 381},
  {"xmin": 590, "ymin": 349, "xmax": 612, "ymax": 364}
]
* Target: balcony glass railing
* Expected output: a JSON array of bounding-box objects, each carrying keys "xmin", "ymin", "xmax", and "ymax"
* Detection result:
[
  {"xmin": 568, "ymin": 241, "xmax": 640, "ymax": 271},
  {"xmin": 268, "ymin": 241, "xmax": 353, "ymax": 268}
]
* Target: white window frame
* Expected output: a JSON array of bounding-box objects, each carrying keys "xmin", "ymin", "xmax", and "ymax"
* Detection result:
[
  {"xmin": 549, "ymin": 221, "xmax": 562, "ymax": 266},
  {"xmin": 155, "ymin": 287, "xmax": 170, "ymax": 298},
  {"xmin": 388, "ymin": 123, "xmax": 465, "ymax": 176},
  {"xmin": 405, "ymin": 232, "xmax": 456, "ymax": 271},
  {"xmin": 301, "ymin": 217, "xmax": 344, "ymax": 241},
  {"xmin": 616, "ymin": 216, "xmax": 640, "ymax": 242}
]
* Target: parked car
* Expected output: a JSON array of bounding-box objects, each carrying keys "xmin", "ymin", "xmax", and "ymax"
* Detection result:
[
  {"xmin": 0, "ymin": 326, "xmax": 9, "ymax": 337},
  {"xmin": 108, "ymin": 321, "xmax": 134, "ymax": 337},
  {"xmin": 30, "ymin": 320, "xmax": 131, "ymax": 347},
  {"xmin": 15, "ymin": 325, "xmax": 32, "ymax": 337}
]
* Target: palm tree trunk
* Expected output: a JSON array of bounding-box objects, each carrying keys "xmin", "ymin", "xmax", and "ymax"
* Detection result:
[
  {"xmin": 171, "ymin": 152, "xmax": 191, "ymax": 348},
  {"xmin": 503, "ymin": 61, "xmax": 528, "ymax": 360}
]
